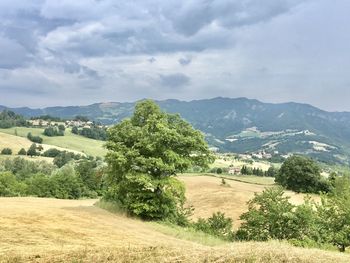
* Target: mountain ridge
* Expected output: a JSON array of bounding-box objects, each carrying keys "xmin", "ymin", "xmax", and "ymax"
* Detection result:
[{"xmin": 2, "ymin": 97, "xmax": 350, "ymax": 164}]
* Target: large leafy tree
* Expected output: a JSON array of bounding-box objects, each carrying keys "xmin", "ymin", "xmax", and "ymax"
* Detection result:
[
  {"xmin": 105, "ymin": 100, "xmax": 214, "ymax": 221},
  {"xmin": 275, "ymin": 155, "xmax": 329, "ymax": 193}
]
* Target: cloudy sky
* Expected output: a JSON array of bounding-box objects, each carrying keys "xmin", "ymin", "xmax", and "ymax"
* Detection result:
[{"xmin": 0, "ymin": 0, "xmax": 349, "ymax": 111}]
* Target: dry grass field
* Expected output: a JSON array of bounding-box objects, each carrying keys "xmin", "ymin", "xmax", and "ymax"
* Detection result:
[
  {"xmin": 179, "ymin": 175, "xmax": 312, "ymax": 227},
  {"xmin": 0, "ymin": 175, "xmax": 339, "ymax": 263},
  {"xmin": 0, "ymin": 196, "xmax": 349, "ymax": 263}
]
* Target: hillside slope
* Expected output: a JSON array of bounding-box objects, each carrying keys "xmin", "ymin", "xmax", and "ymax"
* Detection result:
[
  {"xmin": 0, "ymin": 128, "xmax": 106, "ymax": 157},
  {"xmin": 0, "ymin": 196, "xmax": 348, "ymax": 263},
  {"xmin": 2, "ymin": 97, "xmax": 350, "ymax": 163}
]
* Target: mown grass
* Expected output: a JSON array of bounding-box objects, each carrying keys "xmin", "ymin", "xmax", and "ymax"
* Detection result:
[
  {"xmin": 95, "ymin": 200, "xmax": 227, "ymax": 247},
  {"xmin": 0, "ymin": 127, "xmax": 107, "ymax": 157},
  {"xmin": 182, "ymin": 172, "xmax": 275, "ymax": 186}
]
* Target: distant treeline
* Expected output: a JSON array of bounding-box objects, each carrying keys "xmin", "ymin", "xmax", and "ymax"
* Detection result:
[
  {"xmin": 0, "ymin": 110, "xmax": 28, "ymax": 128},
  {"xmin": 72, "ymin": 126, "xmax": 107, "ymax": 141},
  {"xmin": 0, "ymin": 156, "xmax": 105, "ymax": 199}
]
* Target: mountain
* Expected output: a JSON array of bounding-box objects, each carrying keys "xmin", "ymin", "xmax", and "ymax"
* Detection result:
[{"xmin": 2, "ymin": 97, "xmax": 350, "ymax": 164}]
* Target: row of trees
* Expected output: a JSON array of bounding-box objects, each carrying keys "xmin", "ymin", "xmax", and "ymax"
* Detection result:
[
  {"xmin": 0, "ymin": 157, "xmax": 105, "ymax": 199},
  {"xmin": 0, "ymin": 110, "xmax": 28, "ymax": 128},
  {"xmin": 43, "ymin": 125, "xmax": 65, "ymax": 137},
  {"xmin": 241, "ymin": 165, "xmax": 278, "ymax": 177},
  {"xmin": 72, "ymin": 126, "xmax": 107, "ymax": 141}
]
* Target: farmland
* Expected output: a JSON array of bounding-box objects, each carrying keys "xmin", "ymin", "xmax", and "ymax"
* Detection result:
[
  {"xmin": 0, "ymin": 127, "xmax": 107, "ymax": 157},
  {"xmin": 0, "ymin": 177, "xmax": 346, "ymax": 263}
]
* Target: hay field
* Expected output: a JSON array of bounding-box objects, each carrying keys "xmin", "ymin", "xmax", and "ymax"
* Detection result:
[
  {"xmin": 212, "ymin": 158, "xmax": 274, "ymax": 171},
  {"xmin": 0, "ymin": 128, "xmax": 106, "ymax": 157},
  {"xmin": 0, "ymin": 196, "xmax": 348, "ymax": 263},
  {"xmin": 179, "ymin": 175, "xmax": 314, "ymax": 228}
]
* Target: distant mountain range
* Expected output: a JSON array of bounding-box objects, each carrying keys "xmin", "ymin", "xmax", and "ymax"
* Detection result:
[{"xmin": 2, "ymin": 97, "xmax": 350, "ymax": 164}]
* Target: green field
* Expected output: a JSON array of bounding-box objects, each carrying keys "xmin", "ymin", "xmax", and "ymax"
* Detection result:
[{"xmin": 0, "ymin": 127, "xmax": 107, "ymax": 157}]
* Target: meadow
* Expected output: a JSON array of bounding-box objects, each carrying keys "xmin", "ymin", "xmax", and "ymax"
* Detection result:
[
  {"xmin": 0, "ymin": 127, "xmax": 107, "ymax": 157},
  {"xmin": 0, "ymin": 177, "xmax": 346, "ymax": 263}
]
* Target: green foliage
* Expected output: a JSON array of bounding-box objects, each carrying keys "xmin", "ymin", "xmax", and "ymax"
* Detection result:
[
  {"xmin": 193, "ymin": 212, "xmax": 233, "ymax": 240},
  {"xmin": 75, "ymin": 159, "xmax": 104, "ymax": 195},
  {"xmin": 71, "ymin": 126, "xmax": 79, "ymax": 134},
  {"xmin": 18, "ymin": 148, "xmax": 27, "ymax": 155},
  {"xmin": 0, "ymin": 157, "xmax": 104, "ymax": 199},
  {"xmin": 236, "ymin": 187, "xmax": 311, "ymax": 241},
  {"xmin": 1, "ymin": 148, "xmax": 12, "ymax": 155},
  {"xmin": 42, "ymin": 148, "xmax": 61, "ymax": 158},
  {"xmin": 43, "ymin": 126, "xmax": 64, "ymax": 137},
  {"xmin": 216, "ymin": 168, "xmax": 223, "ymax": 174},
  {"xmin": 105, "ymin": 100, "xmax": 214, "ymax": 222},
  {"xmin": 27, "ymin": 143, "xmax": 38, "ymax": 157},
  {"xmin": 25, "ymin": 174, "xmax": 57, "ymax": 198},
  {"xmin": 50, "ymin": 165, "xmax": 82, "ymax": 199},
  {"xmin": 79, "ymin": 126, "xmax": 107, "ymax": 141},
  {"xmin": 275, "ymin": 155, "xmax": 330, "ymax": 193},
  {"xmin": 0, "ymin": 110, "xmax": 27, "ymax": 128},
  {"xmin": 315, "ymin": 176, "xmax": 350, "ymax": 252},
  {"xmin": 1, "ymin": 157, "xmax": 55, "ymax": 180},
  {"xmin": 53, "ymin": 151, "xmax": 75, "ymax": 168},
  {"xmin": 27, "ymin": 132, "xmax": 43, "ymax": 143},
  {"xmin": 0, "ymin": 172, "xmax": 26, "ymax": 196}
]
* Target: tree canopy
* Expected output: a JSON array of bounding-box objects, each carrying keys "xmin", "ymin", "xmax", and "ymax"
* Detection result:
[
  {"xmin": 275, "ymin": 155, "xmax": 330, "ymax": 193},
  {"xmin": 105, "ymin": 100, "xmax": 214, "ymax": 221}
]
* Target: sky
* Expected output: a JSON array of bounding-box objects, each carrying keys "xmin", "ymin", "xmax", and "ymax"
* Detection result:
[{"xmin": 0, "ymin": 0, "xmax": 350, "ymax": 111}]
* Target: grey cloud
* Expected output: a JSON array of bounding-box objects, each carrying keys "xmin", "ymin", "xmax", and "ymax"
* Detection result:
[
  {"xmin": 179, "ymin": 56, "xmax": 192, "ymax": 66},
  {"xmin": 159, "ymin": 73, "xmax": 190, "ymax": 88},
  {"xmin": 0, "ymin": 36, "xmax": 30, "ymax": 69}
]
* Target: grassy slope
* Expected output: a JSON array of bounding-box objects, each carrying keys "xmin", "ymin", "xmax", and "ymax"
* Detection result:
[
  {"xmin": 0, "ymin": 127, "xmax": 107, "ymax": 157},
  {"xmin": 0, "ymin": 196, "xmax": 348, "ymax": 263},
  {"xmin": 179, "ymin": 175, "xmax": 311, "ymax": 228},
  {"xmin": 0, "ymin": 175, "xmax": 331, "ymax": 263}
]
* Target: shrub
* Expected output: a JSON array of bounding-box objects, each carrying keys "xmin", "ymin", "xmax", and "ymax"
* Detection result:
[
  {"xmin": 27, "ymin": 143, "xmax": 38, "ymax": 157},
  {"xmin": 1, "ymin": 148, "xmax": 12, "ymax": 155},
  {"xmin": 42, "ymin": 148, "xmax": 62, "ymax": 158},
  {"xmin": 193, "ymin": 212, "xmax": 233, "ymax": 240},
  {"xmin": 50, "ymin": 165, "xmax": 82, "ymax": 199},
  {"xmin": 0, "ymin": 172, "xmax": 26, "ymax": 196},
  {"xmin": 18, "ymin": 148, "xmax": 27, "ymax": 155},
  {"xmin": 53, "ymin": 151, "xmax": 75, "ymax": 168},
  {"xmin": 43, "ymin": 127, "xmax": 64, "ymax": 137},
  {"xmin": 236, "ymin": 187, "xmax": 303, "ymax": 241},
  {"xmin": 27, "ymin": 132, "xmax": 43, "ymax": 143},
  {"xmin": 25, "ymin": 174, "xmax": 57, "ymax": 198}
]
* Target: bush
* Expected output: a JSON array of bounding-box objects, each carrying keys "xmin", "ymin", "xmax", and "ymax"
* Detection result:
[
  {"xmin": 0, "ymin": 172, "xmax": 26, "ymax": 196},
  {"xmin": 193, "ymin": 212, "xmax": 233, "ymax": 240},
  {"xmin": 25, "ymin": 174, "xmax": 57, "ymax": 198},
  {"xmin": 27, "ymin": 143, "xmax": 39, "ymax": 157},
  {"xmin": 216, "ymin": 168, "xmax": 223, "ymax": 174},
  {"xmin": 50, "ymin": 165, "xmax": 82, "ymax": 199},
  {"xmin": 236, "ymin": 187, "xmax": 305, "ymax": 241},
  {"xmin": 18, "ymin": 148, "xmax": 27, "ymax": 155},
  {"xmin": 27, "ymin": 132, "xmax": 43, "ymax": 143},
  {"xmin": 1, "ymin": 148, "xmax": 12, "ymax": 155},
  {"xmin": 53, "ymin": 151, "xmax": 75, "ymax": 168},
  {"xmin": 43, "ymin": 127, "xmax": 64, "ymax": 137},
  {"xmin": 42, "ymin": 148, "xmax": 62, "ymax": 158}
]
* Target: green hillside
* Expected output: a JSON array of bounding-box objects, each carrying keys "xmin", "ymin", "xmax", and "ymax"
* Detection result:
[{"xmin": 0, "ymin": 127, "xmax": 107, "ymax": 157}]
